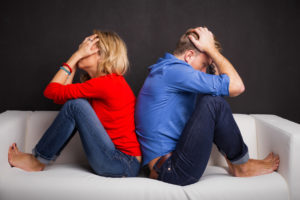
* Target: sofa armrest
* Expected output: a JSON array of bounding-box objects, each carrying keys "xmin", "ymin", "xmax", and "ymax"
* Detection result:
[
  {"xmin": 251, "ymin": 114, "xmax": 300, "ymax": 200},
  {"xmin": 0, "ymin": 111, "xmax": 32, "ymax": 171}
]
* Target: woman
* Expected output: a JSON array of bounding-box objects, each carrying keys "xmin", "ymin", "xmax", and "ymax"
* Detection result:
[{"xmin": 8, "ymin": 30, "xmax": 142, "ymax": 177}]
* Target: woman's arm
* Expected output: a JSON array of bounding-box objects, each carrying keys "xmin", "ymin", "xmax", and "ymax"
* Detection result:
[
  {"xmin": 48, "ymin": 34, "xmax": 99, "ymax": 85},
  {"xmin": 50, "ymin": 53, "xmax": 81, "ymax": 85},
  {"xmin": 64, "ymin": 67, "xmax": 77, "ymax": 85}
]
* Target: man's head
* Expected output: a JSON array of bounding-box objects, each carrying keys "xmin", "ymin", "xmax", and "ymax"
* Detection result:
[{"xmin": 173, "ymin": 28, "xmax": 221, "ymax": 73}]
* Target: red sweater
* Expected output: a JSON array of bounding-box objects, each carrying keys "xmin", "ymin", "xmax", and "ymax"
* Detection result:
[{"xmin": 43, "ymin": 73, "xmax": 141, "ymax": 156}]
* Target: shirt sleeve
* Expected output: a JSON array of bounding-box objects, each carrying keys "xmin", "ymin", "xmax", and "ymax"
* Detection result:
[
  {"xmin": 43, "ymin": 78, "xmax": 107, "ymax": 104},
  {"xmin": 164, "ymin": 64, "xmax": 230, "ymax": 96}
]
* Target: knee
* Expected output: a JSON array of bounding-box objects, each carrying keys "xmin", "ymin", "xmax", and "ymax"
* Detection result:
[
  {"xmin": 63, "ymin": 98, "xmax": 89, "ymax": 110},
  {"xmin": 197, "ymin": 94, "xmax": 220, "ymax": 105},
  {"xmin": 199, "ymin": 94, "xmax": 227, "ymax": 104},
  {"xmin": 196, "ymin": 95, "xmax": 230, "ymax": 113}
]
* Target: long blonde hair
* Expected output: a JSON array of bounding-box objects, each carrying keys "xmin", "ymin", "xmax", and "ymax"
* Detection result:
[{"xmin": 80, "ymin": 30, "xmax": 129, "ymax": 82}]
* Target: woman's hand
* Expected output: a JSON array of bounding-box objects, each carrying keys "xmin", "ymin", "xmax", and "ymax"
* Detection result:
[
  {"xmin": 188, "ymin": 27, "xmax": 217, "ymax": 55},
  {"xmin": 76, "ymin": 34, "xmax": 100, "ymax": 59},
  {"xmin": 65, "ymin": 34, "xmax": 100, "ymax": 71}
]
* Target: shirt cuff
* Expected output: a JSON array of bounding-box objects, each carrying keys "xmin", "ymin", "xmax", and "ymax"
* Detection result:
[{"xmin": 216, "ymin": 74, "xmax": 230, "ymax": 96}]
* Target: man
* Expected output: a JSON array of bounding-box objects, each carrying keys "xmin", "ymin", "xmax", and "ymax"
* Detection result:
[{"xmin": 135, "ymin": 27, "xmax": 279, "ymax": 186}]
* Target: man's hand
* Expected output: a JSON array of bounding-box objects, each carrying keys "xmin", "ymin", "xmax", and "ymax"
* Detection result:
[
  {"xmin": 188, "ymin": 27, "xmax": 217, "ymax": 54},
  {"xmin": 188, "ymin": 26, "xmax": 245, "ymax": 97}
]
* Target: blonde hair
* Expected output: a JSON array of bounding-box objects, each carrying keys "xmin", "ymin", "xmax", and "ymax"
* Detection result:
[
  {"xmin": 80, "ymin": 30, "xmax": 129, "ymax": 82},
  {"xmin": 173, "ymin": 28, "xmax": 222, "ymax": 56}
]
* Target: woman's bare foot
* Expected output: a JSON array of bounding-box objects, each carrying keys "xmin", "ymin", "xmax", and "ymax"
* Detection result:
[
  {"xmin": 8, "ymin": 143, "xmax": 45, "ymax": 172},
  {"xmin": 226, "ymin": 152, "xmax": 280, "ymax": 177}
]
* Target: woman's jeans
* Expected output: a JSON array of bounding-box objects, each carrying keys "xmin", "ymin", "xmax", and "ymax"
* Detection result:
[
  {"xmin": 155, "ymin": 95, "xmax": 249, "ymax": 185},
  {"xmin": 32, "ymin": 98, "xmax": 140, "ymax": 177}
]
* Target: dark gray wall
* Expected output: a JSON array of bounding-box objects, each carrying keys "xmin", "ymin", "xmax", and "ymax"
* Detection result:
[{"xmin": 1, "ymin": 0, "xmax": 299, "ymax": 123}]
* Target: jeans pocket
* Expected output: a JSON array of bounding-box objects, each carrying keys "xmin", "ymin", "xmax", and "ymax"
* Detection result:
[
  {"xmin": 158, "ymin": 158, "xmax": 173, "ymax": 180},
  {"xmin": 158, "ymin": 158, "xmax": 199, "ymax": 186}
]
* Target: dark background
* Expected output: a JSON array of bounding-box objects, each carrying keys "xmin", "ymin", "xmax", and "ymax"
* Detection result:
[{"xmin": 0, "ymin": 0, "xmax": 299, "ymax": 123}]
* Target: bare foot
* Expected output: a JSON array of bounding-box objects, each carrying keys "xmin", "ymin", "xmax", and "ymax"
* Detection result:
[
  {"xmin": 226, "ymin": 152, "xmax": 280, "ymax": 177},
  {"xmin": 8, "ymin": 143, "xmax": 45, "ymax": 172}
]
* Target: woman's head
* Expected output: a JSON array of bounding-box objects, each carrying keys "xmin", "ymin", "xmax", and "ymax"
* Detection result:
[{"xmin": 79, "ymin": 30, "xmax": 129, "ymax": 82}]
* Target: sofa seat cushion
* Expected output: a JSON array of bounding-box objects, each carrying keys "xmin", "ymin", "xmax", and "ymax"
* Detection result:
[
  {"xmin": 184, "ymin": 166, "xmax": 289, "ymax": 200},
  {"xmin": 0, "ymin": 164, "xmax": 187, "ymax": 200},
  {"xmin": 0, "ymin": 164, "xmax": 288, "ymax": 200}
]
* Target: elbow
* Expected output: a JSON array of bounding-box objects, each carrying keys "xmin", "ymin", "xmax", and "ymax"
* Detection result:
[
  {"xmin": 229, "ymin": 83, "xmax": 245, "ymax": 97},
  {"xmin": 43, "ymin": 87, "xmax": 52, "ymax": 99},
  {"xmin": 238, "ymin": 83, "xmax": 245, "ymax": 94},
  {"xmin": 43, "ymin": 82, "xmax": 66, "ymax": 104},
  {"xmin": 43, "ymin": 84, "xmax": 57, "ymax": 100}
]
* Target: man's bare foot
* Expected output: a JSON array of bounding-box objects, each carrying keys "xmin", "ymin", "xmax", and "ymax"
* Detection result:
[
  {"xmin": 8, "ymin": 143, "xmax": 45, "ymax": 172},
  {"xmin": 226, "ymin": 152, "xmax": 280, "ymax": 177}
]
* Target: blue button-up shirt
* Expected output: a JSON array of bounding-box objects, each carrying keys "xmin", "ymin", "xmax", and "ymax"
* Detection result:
[{"xmin": 135, "ymin": 53, "xmax": 230, "ymax": 166}]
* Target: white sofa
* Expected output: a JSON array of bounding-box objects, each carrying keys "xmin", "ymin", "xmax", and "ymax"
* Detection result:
[{"xmin": 0, "ymin": 110, "xmax": 299, "ymax": 200}]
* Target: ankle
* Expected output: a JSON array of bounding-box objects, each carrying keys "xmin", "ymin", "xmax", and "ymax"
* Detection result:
[
  {"xmin": 231, "ymin": 160, "xmax": 252, "ymax": 177},
  {"xmin": 39, "ymin": 163, "xmax": 46, "ymax": 171},
  {"xmin": 30, "ymin": 155, "xmax": 46, "ymax": 171}
]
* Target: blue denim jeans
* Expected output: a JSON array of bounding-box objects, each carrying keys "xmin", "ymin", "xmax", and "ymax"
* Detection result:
[
  {"xmin": 32, "ymin": 98, "xmax": 140, "ymax": 177},
  {"xmin": 155, "ymin": 95, "xmax": 249, "ymax": 185}
]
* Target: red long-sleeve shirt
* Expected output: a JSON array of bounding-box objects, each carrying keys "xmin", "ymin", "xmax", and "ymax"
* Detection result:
[{"xmin": 43, "ymin": 73, "xmax": 141, "ymax": 156}]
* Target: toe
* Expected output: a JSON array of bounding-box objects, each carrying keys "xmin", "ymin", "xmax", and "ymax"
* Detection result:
[
  {"xmin": 265, "ymin": 152, "xmax": 273, "ymax": 160},
  {"xmin": 8, "ymin": 147, "xmax": 14, "ymax": 167},
  {"xmin": 13, "ymin": 143, "xmax": 19, "ymax": 153},
  {"xmin": 8, "ymin": 145, "xmax": 13, "ymax": 154}
]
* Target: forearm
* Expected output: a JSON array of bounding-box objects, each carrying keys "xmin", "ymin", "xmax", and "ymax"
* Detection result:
[
  {"xmin": 64, "ymin": 67, "xmax": 77, "ymax": 85},
  {"xmin": 50, "ymin": 52, "xmax": 81, "ymax": 85},
  {"xmin": 208, "ymin": 49, "xmax": 245, "ymax": 97}
]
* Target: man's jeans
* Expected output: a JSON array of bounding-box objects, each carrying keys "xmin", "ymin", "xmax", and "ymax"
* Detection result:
[
  {"xmin": 155, "ymin": 95, "xmax": 249, "ymax": 185},
  {"xmin": 32, "ymin": 98, "xmax": 140, "ymax": 177}
]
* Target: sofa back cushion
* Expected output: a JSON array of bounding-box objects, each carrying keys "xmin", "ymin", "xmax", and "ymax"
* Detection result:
[
  {"xmin": 207, "ymin": 114, "xmax": 258, "ymax": 167},
  {"xmin": 24, "ymin": 112, "xmax": 257, "ymax": 166},
  {"xmin": 24, "ymin": 111, "xmax": 89, "ymax": 164}
]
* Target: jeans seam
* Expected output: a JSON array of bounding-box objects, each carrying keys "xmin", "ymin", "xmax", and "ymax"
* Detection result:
[{"xmin": 32, "ymin": 147, "xmax": 55, "ymax": 164}]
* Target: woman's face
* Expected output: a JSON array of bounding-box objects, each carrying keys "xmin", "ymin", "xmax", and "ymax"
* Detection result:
[{"xmin": 77, "ymin": 44, "xmax": 101, "ymax": 70}]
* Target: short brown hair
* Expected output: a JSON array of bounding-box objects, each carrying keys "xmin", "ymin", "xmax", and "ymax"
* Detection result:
[{"xmin": 173, "ymin": 28, "xmax": 222, "ymax": 56}]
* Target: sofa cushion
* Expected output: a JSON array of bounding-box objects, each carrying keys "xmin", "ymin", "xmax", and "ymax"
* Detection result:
[
  {"xmin": 0, "ymin": 111, "xmax": 32, "ymax": 170},
  {"xmin": 24, "ymin": 111, "xmax": 89, "ymax": 165},
  {"xmin": 0, "ymin": 164, "xmax": 287, "ymax": 200},
  {"xmin": 0, "ymin": 163, "xmax": 187, "ymax": 200},
  {"xmin": 203, "ymin": 114, "xmax": 258, "ymax": 167},
  {"xmin": 184, "ymin": 166, "xmax": 288, "ymax": 200}
]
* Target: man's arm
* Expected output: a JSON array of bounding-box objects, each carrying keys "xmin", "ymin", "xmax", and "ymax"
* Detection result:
[
  {"xmin": 189, "ymin": 27, "xmax": 245, "ymax": 97},
  {"xmin": 208, "ymin": 49, "xmax": 245, "ymax": 97}
]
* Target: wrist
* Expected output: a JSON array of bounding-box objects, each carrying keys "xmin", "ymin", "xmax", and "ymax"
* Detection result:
[
  {"xmin": 73, "ymin": 51, "xmax": 83, "ymax": 60},
  {"xmin": 66, "ymin": 53, "xmax": 81, "ymax": 70},
  {"xmin": 206, "ymin": 47, "xmax": 219, "ymax": 58}
]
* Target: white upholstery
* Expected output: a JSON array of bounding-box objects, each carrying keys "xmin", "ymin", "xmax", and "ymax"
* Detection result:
[
  {"xmin": 0, "ymin": 110, "xmax": 299, "ymax": 200},
  {"xmin": 251, "ymin": 114, "xmax": 300, "ymax": 200},
  {"xmin": 24, "ymin": 111, "xmax": 89, "ymax": 164}
]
